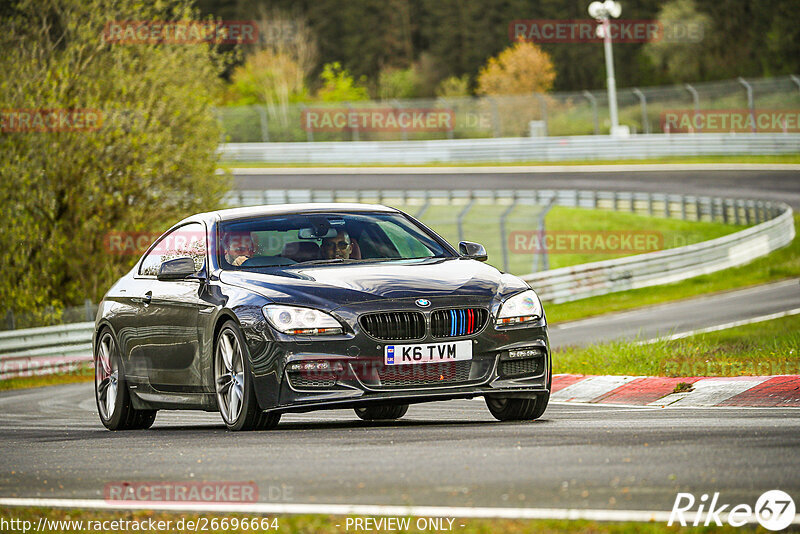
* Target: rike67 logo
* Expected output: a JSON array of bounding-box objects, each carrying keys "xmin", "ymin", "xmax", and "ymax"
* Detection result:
[{"xmin": 669, "ymin": 490, "xmax": 796, "ymax": 530}]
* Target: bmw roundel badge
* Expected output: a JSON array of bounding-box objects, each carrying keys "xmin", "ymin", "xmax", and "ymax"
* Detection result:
[{"xmin": 415, "ymin": 298, "xmax": 431, "ymax": 307}]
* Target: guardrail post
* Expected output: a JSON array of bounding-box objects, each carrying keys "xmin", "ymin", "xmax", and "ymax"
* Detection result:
[
  {"xmin": 737, "ymin": 77, "xmax": 757, "ymax": 133},
  {"xmin": 722, "ymin": 199, "xmax": 730, "ymax": 224},
  {"xmin": 680, "ymin": 195, "xmax": 687, "ymax": 220},
  {"xmin": 4, "ymin": 310, "xmax": 14, "ymax": 330},
  {"xmin": 790, "ymin": 75, "xmax": 800, "ymax": 94},
  {"xmin": 500, "ymin": 198, "xmax": 519, "ymax": 273},
  {"xmin": 415, "ymin": 191, "xmax": 431, "ymax": 219},
  {"xmin": 536, "ymin": 94, "xmax": 548, "ymax": 136},
  {"xmin": 592, "ymin": 190, "xmax": 598, "ymax": 209},
  {"xmin": 258, "ymin": 105, "xmax": 270, "ymax": 142},
  {"xmin": 394, "ymin": 100, "xmax": 409, "ymax": 141},
  {"xmin": 490, "ymin": 98, "xmax": 501, "ymax": 138},
  {"xmin": 684, "ymin": 84, "xmax": 700, "ymax": 133},
  {"xmin": 84, "ymin": 300, "xmax": 93, "ymax": 322},
  {"xmin": 632, "ymin": 88, "xmax": 649, "ymax": 134},
  {"xmin": 301, "ymin": 104, "xmax": 314, "ymax": 142},
  {"xmin": 695, "ymin": 197, "xmax": 702, "ymax": 221},
  {"xmin": 535, "ymin": 195, "xmax": 557, "ymax": 272},
  {"xmin": 583, "ymin": 90, "xmax": 599, "ymax": 135},
  {"xmin": 457, "ymin": 194, "xmax": 476, "ymax": 243},
  {"xmin": 346, "ymin": 102, "xmax": 359, "ymax": 141},
  {"xmin": 664, "ymin": 195, "xmax": 670, "ymax": 218}
]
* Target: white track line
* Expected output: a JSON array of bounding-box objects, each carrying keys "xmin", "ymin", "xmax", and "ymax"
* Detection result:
[
  {"xmin": 229, "ymin": 164, "xmax": 800, "ymax": 175},
  {"xmin": 4, "ymin": 497, "xmax": 798, "ymax": 525},
  {"xmin": 638, "ymin": 307, "xmax": 800, "ymax": 344}
]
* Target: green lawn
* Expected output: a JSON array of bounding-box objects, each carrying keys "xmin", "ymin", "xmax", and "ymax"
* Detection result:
[
  {"xmin": 554, "ymin": 314, "xmax": 800, "ymax": 377},
  {"xmin": 0, "ymin": 507, "xmax": 750, "ymax": 533},
  {"xmin": 219, "ymin": 153, "xmax": 800, "ymax": 168},
  {"xmin": 546, "ymin": 216, "xmax": 799, "ymax": 324}
]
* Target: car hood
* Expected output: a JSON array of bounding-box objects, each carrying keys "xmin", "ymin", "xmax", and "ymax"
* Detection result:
[{"xmin": 219, "ymin": 257, "xmax": 529, "ymax": 310}]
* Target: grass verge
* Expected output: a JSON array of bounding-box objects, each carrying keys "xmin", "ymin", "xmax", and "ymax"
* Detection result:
[
  {"xmin": 554, "ymin": 314, "xmax": 800, "ymax": 377},
  {"xmin": 0, "ymin": 365, "xmax": 93, "ymax": 392},
  {"xmin": 219, "ymin": 153, "xmax": 800, "ymax": 168},
  {"xmin": 546, "ymin": 216, "xmax": 799, "ymax": 324},
  {"xmin": 0, "ymin": 507, "xmax": 749, "ymax": 533}
]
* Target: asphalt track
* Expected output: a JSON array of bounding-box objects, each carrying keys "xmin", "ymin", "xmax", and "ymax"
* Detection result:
[
  {"xmin": 232, "ymin": 165, "xmax": 800, "ymax": 209},
  {"xmin": 1, "ymin": 281, "xmax": 799, "ymax": 514},
  {"xmin": 549, "ymin": 278, "xmax": 800, "ymax": 348}
]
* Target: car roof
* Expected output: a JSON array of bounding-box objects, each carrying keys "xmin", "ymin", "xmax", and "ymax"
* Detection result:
[{"xmin": 187, "ymin": 203, "xmax": 401, "ymax": 225}]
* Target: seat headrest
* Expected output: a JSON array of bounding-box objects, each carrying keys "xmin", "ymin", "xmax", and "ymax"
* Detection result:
[{"xmin": 281, "ymin": 241, "xmax": 320, "ymax": 262}]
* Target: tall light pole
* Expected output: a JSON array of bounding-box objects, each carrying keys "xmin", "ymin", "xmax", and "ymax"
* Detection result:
[{"xmin": 589, "ymin": 0, "xmax": 622, "ymax": 136}]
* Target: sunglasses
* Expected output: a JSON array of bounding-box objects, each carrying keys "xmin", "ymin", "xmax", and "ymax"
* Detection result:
[{"xmin": 324, "ymin": 241, "xmax": 350, "ymax": 250}]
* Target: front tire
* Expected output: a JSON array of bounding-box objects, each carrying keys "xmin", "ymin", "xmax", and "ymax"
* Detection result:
[
  {"xmin": 94, "ymin": 329, "xmax": 156, "ymax": 430},
  {"xmin": 485, "ymin": 393, "xmax": 549, "ymax": 422},
  {"xmin": 355, "ymin": 404, "xmax": 409, "ymax": 421},
  {"xmin": 214, "ymin": 321, "xmax": 280, "ymax": 431}
]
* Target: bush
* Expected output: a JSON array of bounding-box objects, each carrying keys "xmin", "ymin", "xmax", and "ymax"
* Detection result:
[{"xmin": 0, "ymin": 0, "xmax": 232, "ymax": 317}]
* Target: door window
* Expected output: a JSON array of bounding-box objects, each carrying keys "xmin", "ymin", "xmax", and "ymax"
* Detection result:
[{"xmin": 138, "ymin": 223, "xmax": 206, "ymax": 276}]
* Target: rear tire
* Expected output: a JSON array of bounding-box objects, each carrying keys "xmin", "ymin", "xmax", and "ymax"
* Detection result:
[
  {"xmin": 485, "ymin": 393, "xmax": 549, "ymax": 421},
  {"xmin": 94, "ymin": 329, "xmax": 157, "ymax": 430},
  {"xmin": 214, "ymin": 321, "xmax": 280, "ymax": 431},
  {"xmin": 355, "ymin": 404, "xmax": 409, "ymax": 421}
]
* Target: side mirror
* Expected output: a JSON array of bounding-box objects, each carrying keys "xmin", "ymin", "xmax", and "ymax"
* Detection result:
[
  {"xmin": 157, "ymin": 257, "xmax": 198, "ymax": 280},
  {"xmin": 459, "ymin": 241, "xmax": 488, "ymax": 262}
]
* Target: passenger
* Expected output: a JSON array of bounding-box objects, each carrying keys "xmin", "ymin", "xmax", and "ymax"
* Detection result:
[{"xmin": 321, "ymin": 230, "xmax": 352, "ymax": 260}]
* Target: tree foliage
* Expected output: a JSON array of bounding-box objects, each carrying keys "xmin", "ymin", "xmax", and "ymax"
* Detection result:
[
  {"xmin": 200, "ymin": 0, "xmax": 800, "ymax": 94},
  {"xmin": 476, "ymin": 41, "xmax": 555, "ymax": 96},
  {"xmin": 0, "ymin": 0, "xmax": 231, "ymax": 319},
  {"xmin": 315, "ymin": 62, "xmax": 370, "ymax": 102},
  {"xmin": 644, "ymin": 0, "xmax": 714, "ymax": 82}
]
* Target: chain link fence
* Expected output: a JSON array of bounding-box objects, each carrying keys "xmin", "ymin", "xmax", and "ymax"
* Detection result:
[{"xmin": 216, "ymin": 76, "xmax": 800, "ymax": 142}]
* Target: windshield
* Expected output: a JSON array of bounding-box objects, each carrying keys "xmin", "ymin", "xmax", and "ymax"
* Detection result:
[{"xmin": 216, "ymin": 212, "xmax": 454, "ymax": 270}]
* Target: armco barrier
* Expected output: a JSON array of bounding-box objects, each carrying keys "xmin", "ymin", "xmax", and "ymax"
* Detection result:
[
  {"xmin": 0, "ymin": 190, "xmax": 794, "ymax": 378},
  {"xmin": 0, "ymin": 322, "xmax": 94, "ymax": 380},
  {"xmin": 522, "ymin": 202, "xmax": 794, "ymax": 302},
  {"xmin": 219, "ymin": 133, "xmax": 800, "ymax": 164}
]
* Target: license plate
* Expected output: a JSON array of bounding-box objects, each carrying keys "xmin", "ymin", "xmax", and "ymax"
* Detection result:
[{"xmin": 384, "ymin": 340, "xmax": 472, "ymax": 365}]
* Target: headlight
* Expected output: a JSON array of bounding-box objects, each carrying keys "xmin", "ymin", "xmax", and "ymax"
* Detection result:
[
  {"xmin": 496, "ymin": 290, "xmax": 543, "ymax": 326},
  {"xmin": 262, "ymin": 305, "xmax": 343, "ymax": 335}
]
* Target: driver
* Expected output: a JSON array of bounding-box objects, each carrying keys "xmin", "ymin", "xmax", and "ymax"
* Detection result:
[
  {"xmin": 224, "ymin": 233, "xmax": 255, "ymax": 266},
  {"xmin": 321, "ymin": 230, "xmax": 352, "ymax": 260}
]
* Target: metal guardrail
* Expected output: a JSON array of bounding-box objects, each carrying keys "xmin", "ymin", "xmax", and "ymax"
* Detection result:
[
  {"xmin": 1, "ymin": 189, "xmax": 794, "ymax": 378},
  {"xmin": 219, "ymin": 133, "xmax": 800, "ymax": 164},
  {"xmin": 522, "ymin": 201, "xmax": 795, "ymax": 303},
  {"xmin": 0, "ymin": 322, "xmax": 94, "ymax": 380}
]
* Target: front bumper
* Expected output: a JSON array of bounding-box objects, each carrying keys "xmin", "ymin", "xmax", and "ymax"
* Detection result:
[{"xmin": 247, "ymin": 296, "xmax": 551, "ymax": 413}]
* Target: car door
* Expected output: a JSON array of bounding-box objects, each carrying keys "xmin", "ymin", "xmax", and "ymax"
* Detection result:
[{"xmin": 130, "ymin": 222, "xmax": 208, "ymax": 392}]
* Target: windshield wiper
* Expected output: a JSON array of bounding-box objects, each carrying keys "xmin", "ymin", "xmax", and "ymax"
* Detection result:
[{"xmin": 292, "ymin": 258, "xmax": 350, "ymax": 265}]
